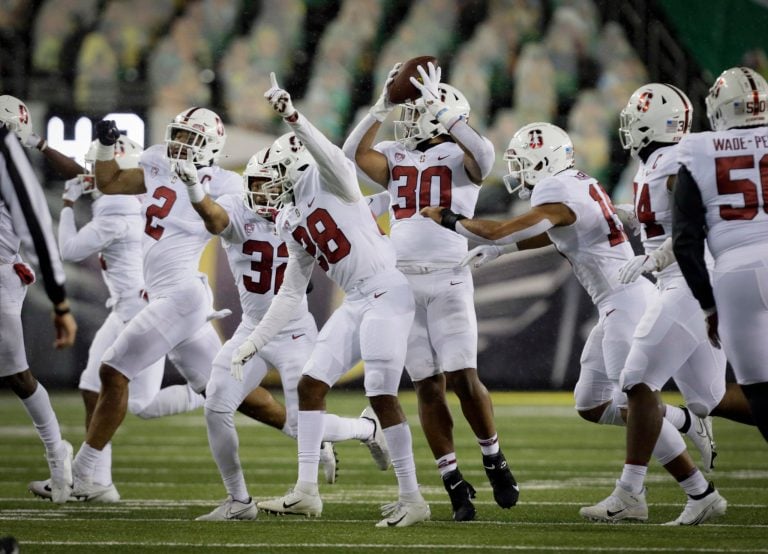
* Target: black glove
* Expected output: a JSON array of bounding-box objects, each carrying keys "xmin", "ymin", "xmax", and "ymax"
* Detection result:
[{"xmin": 95, "ymin": 120, "xmax": 120, "ymax": 146}]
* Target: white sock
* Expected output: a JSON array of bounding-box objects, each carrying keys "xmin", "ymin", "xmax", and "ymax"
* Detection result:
[
  {"xmin": 205, "ymin": 408, "xmax": 249, "ymax": 502},
  {"xmin": 679, "ymin": 469, "xmax": 709, "ymax": 497},
  {"xmin": 297, "ymin": 410, "xmax": 324, "ymax": 485},
  {"xmin": 383, "ymin": 422, "xmax": 420, "ymax": 497},
  {"xmin": 436, "ymin": 453, "xmax": 457, "ymax": 477},
  {"xmin": 93, "ymin": 442, "xmax": 113, "ymax": 486},
  {"xmin": 618, "ymin": 464, "xmax": 647, "ymax": 494},
  {"xmin": 20, "ymin": 384, "xmax": 62, "ymax": 455},
  {"xmin": 74, "ymin": 442, "xmax": 103, "ymax": 480},
  {"xmin": 136, "ymin": 385, "xmax": 205, "ymax": 419},
  {"xmin": 664, "ymin": 404, "xmax": 687, "ymax": 431},
  {"xmin": 652, "ymin": 419, "xmax": 687, "ymax": 465},
  {"xmin": 322, "ymin": 413, "xmax": 374, "ymax": 441},
  {"xmin": 477, "ymin": 434, "xmax": 500, "ymax": 456}
]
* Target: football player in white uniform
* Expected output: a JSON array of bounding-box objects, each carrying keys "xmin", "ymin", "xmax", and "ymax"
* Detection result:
[
  {"xmin": 342, "ymin": 62, "xmax": 517, "ymax": 521},
  {"xmin": 9, "ymin": 125, "xmax": 209, "ymax": 502},
  {"xmin": 66, "ymin": 107, "xmax": 252, "ymax": 499},
  {"xmin": 581, "ymin": 83, "xmax": 753, "ymax": 525},
  {"xmin": 180, "ymin": 148, "xmax": 391, "ymax": 521},
  {"xmin": 0, "ymin": 98, "xmax": 76, "ymax": 504},
  {"xmin": 673, "ymin": 67, "xmax": 768, "ymax": 443},
  {"xmin": 422, "ymin": 122, "xmax": 720, "ymax": 524},
  {"xmin": 231, "ymin": 73, "xmax": 429, "ymax": 528}
]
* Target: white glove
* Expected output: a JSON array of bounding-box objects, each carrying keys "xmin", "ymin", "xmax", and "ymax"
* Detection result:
[
  {"xmin": 460, "ymin": 245, "xmax": 503, "ymax": 269},
  {"xmin": 617, "ymin": 254, "xmax": 657, "ymax": 284},
  {"xmin": 172, "ymin": 158, "xmax": 205, "ymax": 202},
  {"xmin": 264, "ymin": 72, "xmax": 296, "ymax": 119},
  {"xmin": 62, "ymin": 177, "xmax": 83, "ymax": 203},
  {"xmin": 370, "ymin": 62, "xmax": 402, "ymax": 122},
  {"xmin": 614, "ymin": 203, "xmax": 640, "ymax": 237},
  {"xmin": 231, "ymin": 338, "xmax": 257, "ymax": 382}
]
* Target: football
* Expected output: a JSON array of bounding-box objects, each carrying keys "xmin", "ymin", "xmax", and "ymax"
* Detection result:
[{"xmin": 387, "ymin": 55, "xmax": 439, "ymax": 104}]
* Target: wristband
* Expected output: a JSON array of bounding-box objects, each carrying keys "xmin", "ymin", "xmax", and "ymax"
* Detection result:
[
  {"xmin": 94, "ymin": 141, "xmax": 115, "ymax": 161},
  {"xmin": 285, "ymin": 111, "xmax": 299, "ymax": 124},
  {"xmin": 439, "ymin": 208, "xmax": 467, "ymax": 231},
  {"xmin": 186, "ymin": 182, "xmax": 205, "ymax": 203},
  {"xmin": 54, "ymin": 305, "xmax": 71, "ymax": 316}
]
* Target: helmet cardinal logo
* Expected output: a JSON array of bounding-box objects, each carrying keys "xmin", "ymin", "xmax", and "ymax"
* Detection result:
[
  {"xmin": 528, "ymin": 129, "xmax": 543, "ymax": 149},
  {"xmin": 18, "ymin": 104, "xmax": 28, "ymax": 124},
  {"xmin": 637, "ymin": 91, "xmax": 653, "ymax": 112},
  {"xmin": 712, "ymin": 79, "xmax": 725, "ymax": 99},
  {"xmin": 215, "ymin": 117, "xmax": 224, "ymax": 136}
]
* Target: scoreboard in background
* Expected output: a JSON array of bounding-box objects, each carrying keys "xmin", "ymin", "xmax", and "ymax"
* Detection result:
[{"xmin": 45, "ymin": 112, "xmax": 145, "ymax": 166}]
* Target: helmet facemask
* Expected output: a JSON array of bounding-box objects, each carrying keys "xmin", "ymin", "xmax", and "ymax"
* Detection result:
[
  {"xmin": 165, "ymin": 108, "xmax": 226, "ymax": 166},
  {"xmin": 393, "ymin": 84, "xmax": 470, "ymax": 150},
  {"xmin": 503, "ymin": 123, "xmax": 574, "ymax": 199},
  {"xmin": 619, "ymin": 84, "xmax": 693, "ymax": 157}
]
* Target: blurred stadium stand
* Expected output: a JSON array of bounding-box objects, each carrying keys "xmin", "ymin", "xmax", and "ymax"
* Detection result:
[{"xmin": 0, "ymin": 0, "xmax": 765, "ymax": 389}]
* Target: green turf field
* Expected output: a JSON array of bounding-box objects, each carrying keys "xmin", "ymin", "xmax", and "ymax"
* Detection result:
[{"xmin": 1, "ymin": 390, "xmax": 766, "ymax": 553}]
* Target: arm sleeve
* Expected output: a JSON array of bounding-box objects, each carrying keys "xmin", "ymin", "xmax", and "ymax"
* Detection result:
[
  {"xmin": 448, "ymin": 120, "xmax": 496, "ymax": 179},
  {"xmin": 672, "ymin": 164, "xmax": 716, "ymax": 311},
  {"xmin": 288, "ymin": 113, "xmax": 361, "ymax": 203},
  {"xmin": 248, "ymin": 240, "xmax": 315, "ymax": 350},
  {"xmin": 366, "ymin": 191, "xmax": 391, "ymax": 218},
  {"xmin": 0, "ymin": 128, "xmax": 67, "ymax": 304},
  {"xmin": 58, "ymin": 209, "xmax": 122, "ymax": 262}
]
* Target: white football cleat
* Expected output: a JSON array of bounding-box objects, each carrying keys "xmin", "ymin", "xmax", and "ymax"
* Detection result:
[
  {"xmin": 360, "ymin": 407, "xmax": 390, "ymax": 471},
  {"xmin": 683, "ymin": 408, "xmax": 717, "ymax": 473},
  {"xmin": 579, "ymin": 481, "xmax": 648, "ymax": 522},
  {"xmin": 319, "ymin": 441, "xmax": 338, "ymax": 484},
  {"xmin": 29, "ymin": 477, "xmax": 120, "ymax": 503},
  {"xmin": 664, "ymin": 483, "xmax": 727, "ymax": 525},
  {"xmin": 257, "ymin": 486, "xmax": 322, "ymax": 517},
  {"xmin": 47, "ymin": 440, "xmax": 73, "ymax": 504},
  {"xmin": 71, "ymin": 475, "xmax": 121, "ymax": 503},
  {"xmin": 375, "ymin": 499, "xmax": 431, "ymax": 528},
  {"xmin": 196, "ymin": 495, "xmax": 257, "ymax": 521}
]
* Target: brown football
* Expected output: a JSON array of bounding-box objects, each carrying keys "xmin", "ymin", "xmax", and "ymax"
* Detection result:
[{"xmin": 387, "ymin": 55, "xmax": 439, "ymax": 104}]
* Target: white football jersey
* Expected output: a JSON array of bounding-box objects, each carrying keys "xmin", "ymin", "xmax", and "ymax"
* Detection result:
[
  {"xmin": 139, "ymin": 145, "xmax": 241, "ymax": 294},
  {"xmin": 217, "ymin": 193, "xmax": 309, "ymax": 321},
  {"xmin": 375, "ymin": 140, "xmax": 480, "ymax": 265},
  {"xmin": 281, "ymin": 164, "xmax": 397, "ymax": 292},
  {"xmin": 531, "ymin": 168, "xmax": 634, "ymax": 304},
  {"xmin": 677, "ymin": 128, "xmax": 768, "ymax": 259},
  {"xmin": 91, "ymin": 196, "xmax": 145, "ymax": 316},
  {"xmin": 0, "ymin": 195, "xmax": 18, "ymax": 262}
]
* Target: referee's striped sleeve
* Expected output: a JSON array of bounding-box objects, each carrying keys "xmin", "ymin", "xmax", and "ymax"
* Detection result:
[{"xmin": 0, "ymin": 127, "xmax": 67, "ymax": 305}]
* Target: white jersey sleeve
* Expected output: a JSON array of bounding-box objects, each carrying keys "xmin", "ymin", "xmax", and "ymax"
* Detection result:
[
  {"xmin": 287, "ymin": 113, "xmax": 361, "ymax": 203},
  {"xmin": 248, "ymin": 238, "xmax": 315, "ymax": 350},
  {"xmin": 58, "ymin": 207, "xmax": 131, "ymax": 262}
]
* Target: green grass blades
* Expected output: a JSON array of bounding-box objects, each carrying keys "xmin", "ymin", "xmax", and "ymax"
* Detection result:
[{"xmin": 0, "ymin": 390, "xmax": 766, "ymax": 553}]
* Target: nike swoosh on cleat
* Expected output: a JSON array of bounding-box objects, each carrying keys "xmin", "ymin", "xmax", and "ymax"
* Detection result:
[
  {"xmin": 483, "ymin": 464, "xmax": 496, "ymax": 470},
  {"xmin": 450, "ymin": 281, "xmax": 463, "ymax": 286},
  {"xmin": 283, "ymin": 500, "xmax": 302, "ymax": 509},
  {"xmin": 292, "ymin": 334, "xmax": 305, "ymax": 340},
  {"xmin": 373, "ymin": 291, "xmax": 387, "ymax": 298},
  {"xmin": 512, "ymin": 484, "xmax": 520, "ymax": 492},
  {"xmin": 606, "ymin": 508, "xmax": 626, "ymax": 517},
  {"xmin": 226, "ymin": 505, "xmax": 253, "ymax": 518},
  {"xmin": 387, "ymin": 514, "xmax": 407, "ymax": 527},
  {"xmin": 449, "ymin": 480, "xmax": 465, "ymax": 490}
]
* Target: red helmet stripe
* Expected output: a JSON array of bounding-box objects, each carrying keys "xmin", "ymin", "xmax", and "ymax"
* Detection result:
[
  {"xmin": 668, "ymin": 84, "xmax": 691, "ymax": 132},
  {"xmin": 182, "ymin": 107, "xmax": 200, "ymax": 123},
  {"xmin": 741, "ymin": 67, "xmax": 760, "ymax": 109}
]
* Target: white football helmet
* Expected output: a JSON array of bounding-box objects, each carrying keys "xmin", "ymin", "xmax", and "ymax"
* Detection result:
[
  {"xmin": 251, "ymin": 133, "xmax": 313, "ymax": 213},
  {"xmin": 0, "ymin": 94, "xmax": 33, "ymax": 143},
  {"xmin": 394, "ymin": 83, "xmax": 470, "ymax": 150},
  {"xmin": 165, "ymin": 107, "xmax": 226, "ymax": 166},
  {"xmin": 503, "ymin": 122, "xmax": 574, "ymax": 199},
  {"xmin": 619, "ymin": 83, "xmax": 693, "ymax": 156},
  {"xmin": 81, "ymin": 136, "xmax": 143, "ymax": 197},
  {"xmin": 242, "ymin": 149, "xmax": 281, "ymax": 219},
  {"xmin": 706, "ymin": 67, "xmax": 768, "ymax": 131}
]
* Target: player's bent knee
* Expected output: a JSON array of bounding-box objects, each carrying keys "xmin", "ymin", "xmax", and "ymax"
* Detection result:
[{"xmin": 99, "ymin": 364, "xmax": 129, "ymax": 388}]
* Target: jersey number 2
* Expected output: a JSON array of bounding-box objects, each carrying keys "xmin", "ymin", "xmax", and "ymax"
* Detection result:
[{"xmin": 144, "ymin": 186, "xmax": 177, "ymax": 240}]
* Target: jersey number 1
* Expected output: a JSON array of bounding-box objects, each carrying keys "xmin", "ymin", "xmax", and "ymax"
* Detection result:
[{"xmin": 589, "ymin": 183, "xmax": 626, "ymax": 246}]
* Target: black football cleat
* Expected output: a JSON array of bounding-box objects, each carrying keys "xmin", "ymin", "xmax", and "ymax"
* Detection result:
[
  {"xmin": 483, "ymin": 451, "xmax": 519, "ymax": 508},
  {"xmin": 442, "ymin": 469, "xmax": 476, "ymax": 522}
]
